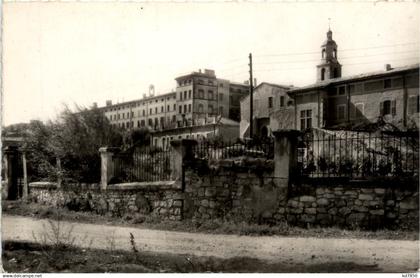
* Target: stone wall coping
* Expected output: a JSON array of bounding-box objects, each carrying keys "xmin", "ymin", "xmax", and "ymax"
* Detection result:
[
  {"xmin": 29, "ymin": 182, "xmax": 58, "ymax": 189},
  {"xmin": 107, "ymin": 180, "xmax": 181, "ymax": 191}
]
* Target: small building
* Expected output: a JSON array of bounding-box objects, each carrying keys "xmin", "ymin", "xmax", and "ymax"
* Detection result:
[
  {"xmin": 150, "ymin": 117, "xmax": 240, "ymax": 149},
  {"xmin": 240, "ymin": 82, "xmax": 293, "ymax": 139}
]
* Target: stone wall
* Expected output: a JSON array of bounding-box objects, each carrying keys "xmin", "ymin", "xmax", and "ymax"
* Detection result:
[
  {"xmin": 29, "ymin": 181, "xmax": 183, "ymax": 220},
  {"xmin": 286, "ymin": 181, "xmax": 419, "ymax": 230},
  {"xmin": 183, "ymin": 158, "xmax": 288, "ymax": 223},
  {"xmin": 182, "ymin": 158, "xmax": 418, "ymax": 229}
]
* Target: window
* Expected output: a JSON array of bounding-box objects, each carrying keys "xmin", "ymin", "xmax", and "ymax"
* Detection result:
[
  {"xmin": 161, "ymin": 106, "xmax": 164, "ymax": 113},
  {"xmin": 337, "ymin": 104, "xmax": 346, "ymax": 120},
  {"xmin": 148, "ymin": 119, "xmax": 153, "ymax": 126},
  {"xmin": 219, "ymin": 93, "xmax": 223, "ymax": 101},
  {"xmin": 167, "ymin": 105, "xmax": 170, "ymax": 112},
  {"xmin": 184, "ymin": 104, "xmax": 187, "ymax": 113},
  {"xmin": 198, "ymin": 104, "xmax": 204, "ymax": 113},
  {"xmin": 322, "ymin": 49, "xmax": 325, "ymax": 58},
  {"xmin": 172, "ymin": 115, "xmax": 176, "ymax": 122},
  {"xmin": 180, "ymin": 92, "xmax": 182, "ymax": 100},
  {"xmin": 141, "ymin": 120, "xmax": 145, "ymax": 126},
  {"xmin": 173, "ymin": 104, "xmax": 176, "ymax": 110},
  {"xmin": 280, "ymin": 96, "xmax": 285, "ymax": 107},
  {"xmin": 219, "ymin": 106, "xmax": 223, "ymax": 116},
  {"xmin": 150, "ymin": 108, "xmax": 152, "ymax": 115},
  {"xmin": 131, "ymin": 112, "xmax": 134, "ymax": 118},
  {"xmin": 300, "ymin": 110, "xmax": 312, "ymax": 130},
  {"xmin": 321, "ymin": 68, "xmax": 326, "ymax": 81},
  {"xmin": 208, "ymin": 90, "xmax": 214, "ymax": 100},
  {"xmin": 179, "ymin": 105, "xmax": 182, "ymax": 113},
  {"xmin": 188, "ymin": 90, "xmax": 192, "ymax": 99},
  {"xmin": 337, "ymin": 86, "xmax": 346, "ymax": 95},
  {"xmin": 408, "ymin": 96, "xmax": 420, "ymax": 114},
  {"xmin": 333, "ymin": 49, "xmax": 337, "ymax": 58},
  {"xmin": 333, "ymin": 68, "xmax": 339, "ymax": 78},
  {"xmin": 268, "ymin": 97, "xmax": 273, "ymax": 108},
  {"xmin": 155, "ymin": 107, "xmax": 158, "ymax": 114},
  {"xmin": 384, "ymin": 79, "xmax": 392, "ymax": 89},
  {"xmin": 198, "ymin": 89, "xmax": 204, "ymax": 98},
  {"xmin": 208, "ymin": 105, "xmax": 214, "ymax": 114},
  {"xmin": 184, "ymin": 91, "xmax": 187, "ymax": 100},
  {"xmin": 380, "ymin": 100, "xmax": 396, "ymax": 116},
  {"xmin": 188, "ymin": 104, "xmax": 191, "ymax": 113},
  {"xmin": 219, "ymin": 83, "xmax": 224, "ymax": 88}
]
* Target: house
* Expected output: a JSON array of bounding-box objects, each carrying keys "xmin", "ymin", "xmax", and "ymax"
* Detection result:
[
  {"xmin": 240, "ymin": 82, "xmax": 293, "ymax": 139},
  {"xmin": 287, "ymin": 28, "xmax": 420, "ymax": 131}
]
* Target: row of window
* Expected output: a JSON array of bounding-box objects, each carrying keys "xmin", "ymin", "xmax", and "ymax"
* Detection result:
[
  {"xmin": 268, "ymin": 96, "xmax": 292, "ymax": 109},
  {"xmin": 300, "ymin": 96, "xmax": 420, "ymax": 130},
  {"xmin": 331, "ymin": 76, "xmax": 410, "ymax": 96},
  {"xmin": 105, "ymin": 95, "xmax": 176, "ymax": 112}
]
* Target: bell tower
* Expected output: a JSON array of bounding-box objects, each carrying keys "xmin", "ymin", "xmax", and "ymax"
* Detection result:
[{"xmin": 316, "ymin": 25, "xmax": 341, "ymax": 82}]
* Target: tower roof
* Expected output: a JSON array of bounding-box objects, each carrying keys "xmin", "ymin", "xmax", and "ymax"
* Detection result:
[{"xmin": 322, "ymin": 29, "xmax": 337, "ymax": 46}]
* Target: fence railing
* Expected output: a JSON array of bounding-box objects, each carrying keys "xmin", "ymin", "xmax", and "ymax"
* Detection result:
[
  {"xmin": 297, "ymin": 129, "xmax": 419, "ymax": 179},
  {"xmin": 192, "ymin": 139, "xmax": 274, "ymax": 160},
  {"xmin": 112, "ymin": 146, "xmax": 172, "ymax": 183}
]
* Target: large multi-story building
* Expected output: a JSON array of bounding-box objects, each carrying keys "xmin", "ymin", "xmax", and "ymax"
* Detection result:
[
  {"xmin": 287, "ymin": 29, "xmax": 420, "ymax": 131},
  {"xmin": 98, "ymin": 69, "xmax": 249, "ymax": 144}
]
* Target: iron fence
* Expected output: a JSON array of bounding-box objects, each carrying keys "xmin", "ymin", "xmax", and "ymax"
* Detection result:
[
  {"xmin": 297, "ymin": 129, "xmax": 419, "ymax": 178},
  {"xmin": 113, "ymin": 146, "xmax": 172, "ymax": 183},
  {"xmin": 192, "ymin": 139, "xmax": 274, "ymax": 160}
]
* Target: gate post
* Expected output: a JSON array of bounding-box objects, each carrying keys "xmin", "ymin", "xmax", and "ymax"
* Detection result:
[
  {"xmin": 21, "ymin": 149, "xmax": 28, "ymax": 199},
  {"xmin": 170, "ymin": 139, "xmax": 197, "ymax": 189},
  {"xmin": 99, "ymin": 147, "xmax": 119, "ymax": 191},
  {"xmin": 3, "ymin": 146, "xmax": 19, "ymax": 200}
]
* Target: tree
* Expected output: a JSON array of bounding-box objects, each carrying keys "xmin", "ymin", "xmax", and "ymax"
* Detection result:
[
  {"xmin": 48, "ymin": 105, "xmax": 123, "ymax": 182},
  {"xmin": 22, "ymin": 105, "xmax": 123, "ymax": 183}
]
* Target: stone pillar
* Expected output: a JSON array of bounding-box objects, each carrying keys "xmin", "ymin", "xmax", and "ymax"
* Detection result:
[
  {"xmin": 3, "ymin": 146, "xmax": 19, "ymax": 200},
  {"xmin": 170, "ymin": 139, "xmax": 197, "ymax": 189},
  {"xmin": 22, "ymin": 150, "xmax": 28, "ymax": 199},
  {"xmin": 273, "ymin": 130, "xmax": 301, "ymax": 183},
  {"xmin": 99, "ymin": 147, "xmax": 119, "ymax": 191}
]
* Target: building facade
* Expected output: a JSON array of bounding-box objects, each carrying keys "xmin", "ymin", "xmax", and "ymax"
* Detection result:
[
  {"xmin": 150, "ymin": 117, "xmax": 240, "ymax": 149},
  {"xmin": 240, "ymin": 82, "xmax": 293, "ymax": 139},
  {"xmin": 98, "ymin": 69, "xmax": 249, "ymax": 144},
  {"xmin": 287, "ymin": 29, "xmax": 420, "ymax": 131}
]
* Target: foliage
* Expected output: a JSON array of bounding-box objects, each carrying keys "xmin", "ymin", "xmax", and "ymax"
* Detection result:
[{"xmin": 21, "ymin": 105, "xmax": 123, "ymax": 182}]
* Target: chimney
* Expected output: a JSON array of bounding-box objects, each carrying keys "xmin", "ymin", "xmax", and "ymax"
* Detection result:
[
  {"xmin": 198, "ymin": 69, "xmax": 202, "ymax": 73},
  {"xmin": 92, "ymin": 102, "xmax": 98, "ymax": 108},
  {"xmin": 385, "ymin": 64, "xmax": 392, "ymax": 71},
  {"xmin": 106, "ymin": 100, "xmax": 112, "ymax": 106}
]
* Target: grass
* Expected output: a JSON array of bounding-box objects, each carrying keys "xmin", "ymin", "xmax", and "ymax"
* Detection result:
[
  {"xmin": 3, "ymin": 200, "xmax": 418, "ymax": 241},
  {"xmin": 2, "ymin": 240, "xmax": 384, "ymax": 273}
]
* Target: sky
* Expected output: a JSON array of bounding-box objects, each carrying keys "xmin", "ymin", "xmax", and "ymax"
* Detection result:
[{"xmin": 2, "ymin": 1, "xmax": 419, "ymax": 126}]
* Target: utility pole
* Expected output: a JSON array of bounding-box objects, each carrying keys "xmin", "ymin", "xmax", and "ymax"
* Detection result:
[{"xmin": 249, "ymin": 53, "xmax": 254, "ymax": 139}]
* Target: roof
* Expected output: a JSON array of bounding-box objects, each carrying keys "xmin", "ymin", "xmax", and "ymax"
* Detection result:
[
  {"xmin": 151, "ymin": 117, "xmax": 239, "ymax": 135},
  {"xmin": 97, "ymin": 91, "xmax": 176, "ymax": 110},
  {"xmin": 288, "ymin": 63, "xmax": 419, "ymax": 95},
  {"xmin": 254, "ymin": 82, "xmax": 294, "ymax": 91}
]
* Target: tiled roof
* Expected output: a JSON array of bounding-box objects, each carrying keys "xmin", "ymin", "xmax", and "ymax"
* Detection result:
[{"xmin": 288, "ymin": 64, "xmax": 419, "ymax": 94}]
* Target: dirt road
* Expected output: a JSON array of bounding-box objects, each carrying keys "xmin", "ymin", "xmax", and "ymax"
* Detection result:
[{"xmin": 2, "ymin": 215, "xmax": 418, "ymax": 272}]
